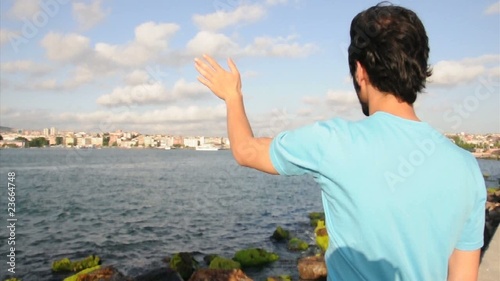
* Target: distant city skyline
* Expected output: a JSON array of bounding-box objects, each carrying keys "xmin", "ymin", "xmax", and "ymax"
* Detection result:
[{"xmin": 0, "ymin": 0, "xmax": 499, "ymax": 135}]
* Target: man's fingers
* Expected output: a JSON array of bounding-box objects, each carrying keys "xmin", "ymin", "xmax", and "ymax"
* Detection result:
[
  {"xmin": 197, "ymin": 75, "xmax": 212, "ymax": 89},
  {"xmin": 203, "ymin": 54, "xmax": 223, "ymax": 72},
  {"xmin": 194, "ymin": 59, "xmax": 214, "ymax": 79},
  {"xmin": 227, "ymin": 58, "xmax": 239, "ymax": 75}
]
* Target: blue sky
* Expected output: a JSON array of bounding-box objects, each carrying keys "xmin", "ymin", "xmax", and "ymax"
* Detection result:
[{"xmin": 0, "ymin": 0, "xmax": 499, "ymax": 136}]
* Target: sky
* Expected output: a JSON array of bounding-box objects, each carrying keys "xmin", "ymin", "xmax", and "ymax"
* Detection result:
[{"xmin": 0, "ymin": 0, "xmax": 499, "ymax": 136}]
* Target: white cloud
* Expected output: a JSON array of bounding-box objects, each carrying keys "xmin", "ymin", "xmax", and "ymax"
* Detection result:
[
  {"xmin": 186, "ymin": 31, "xmax": 240, "ymax": 57},
  {"xmin": 134, "ymin": 22, "xmax": 179, "ymax": 49},
  {"xmin": 430, "ymin": 61, "xmax": 485, "ymax": 86},
  {"xmin": 0, "ymin": 105, "xmax": 228, "ymax": 135},
  {"xmin": 245, "ymin": 35, "xmax": 317, "ymax": 57},
  {"xmin": 36, "ymin": 79, "xmax": 59, "ymax": 90},
  {"xmin": 485, "ymin": 1, "xmax": 500, "ymax": 15},
  {"xmin": 97, "ymin": 82, "xmax": 169, "ymax": 107},
  {"xmin": 302, "ymin": 96, "xmax": 322, "ymax": 105},
  {"xmin": 73, "ymin": 0, "xmax": 108, "ymax": 31},
  {"xmin": 299, "ymin": 89, "xmax": 363, "ymax": 121},
  {"xmin": 96, "ymin": 79, "xmax": 210, "ymax": 107},
  {"xmin": 65, "ymin": 65, "xmax": 95, "ymax": 88},
  {"xmin": 325, "ymin": 90, "xmax": 358, "ymax": 105},
  {"xmin": 186, "ymin": 31, "xmax": 316, "ymax": 58},
  {"xmin": 40, "ymin": 32, "xmax": 91, "ymax": 61},
  {"xmin": 193, "ymin": 4, "xmax": 266, "ymax": 31},
  {"xmin": 124, "ymin": 70, "xmax": 151, "ymax": 86},
  {"xmin": 95, "ymin": 22, "xmax": 180, "ymax": 66},
  {"xmin": 172, "ymin": 79, "xmax": 211, "ymax": 99},
  {"xmin": 8, "ymin": 0, "xmax": 40, "ymax": 20},
  {"xmin": 0, "ymin": 60, "xmax": 51, "ymax": 75}
]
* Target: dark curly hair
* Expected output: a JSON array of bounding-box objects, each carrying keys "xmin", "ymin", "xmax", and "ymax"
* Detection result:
[{"xmin": 348, "ymin": 2, "xmax": 432, "ymax": 104}]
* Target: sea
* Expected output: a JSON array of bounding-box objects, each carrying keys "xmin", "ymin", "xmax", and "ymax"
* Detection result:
[{"xmin": 0, "ymin": 148, "xmax": 499, "ymax": 281}]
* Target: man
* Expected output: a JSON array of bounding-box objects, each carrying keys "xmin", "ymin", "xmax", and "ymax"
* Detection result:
[{"xmin": 194, "ymin": 3, "xmax": 485, "ymax": 281}]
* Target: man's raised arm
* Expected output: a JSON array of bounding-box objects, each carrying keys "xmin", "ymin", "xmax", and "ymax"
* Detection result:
[{"xmin": 194, "ymin": 54, "xmax": 278, "ymax": 175}]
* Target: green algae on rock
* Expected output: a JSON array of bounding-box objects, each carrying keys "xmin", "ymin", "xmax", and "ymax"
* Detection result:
[
  {"xmin": 271, "ymin": 226, "xmax": 290, "ymax": 241},
  {"xmin": 233, "ymin": 248, "xmax": 279, "ymax": 267},
  {"xmin": 309, "ymin": 212, "xmax": 325, "ymax": 227},
  {"xmin": 52, "ymin": 255, "xmax": 101, "ymax": 272},
  {"xmin": 62, "ymin": 265, "xmax": 100, "ymax": 281},
  {"xmin": 266, "ymin": 275, "xmax": 292, "ymax": 281},
  {"xmin": 169, "ymin": 252, "xmax": 199, "ymax": 280},
  {"xmin": 315, "ymin": 220, "xmax": 329, "ymax": 252},
  {"xmin": 288, "ymin": 237, "xmax": 309, "ymax": 251},
  {"xmin": 208, "ymin": 256, "xmax": 241, "ymax": 270}
]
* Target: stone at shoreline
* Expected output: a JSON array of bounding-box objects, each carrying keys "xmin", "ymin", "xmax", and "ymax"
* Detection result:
[
  {"xmin": 63, "ymin": 266, "xmax": 131, "ymax": 281},
  {"xmin": 287, "ymin": 237, "xmax": 309, "ymax": 251},
  {"xmin": 209, "ymin": 256, "xmax": 241, "ymax": 270},
  {"xmin": 52, "ymin": 255, "xmax": 101, "ymax": 272},
  {"xmin": 135, "ymin": 267, "xmax": 183, "ymax": 281},
  {"xmin": 315, "ymin": 221, "xmax": 328, "ymax": 252},
  {"xmin": 309, "ymin": 212, "xmax": 325, "ymax": 227},
  {"xmin": 188, "ymin": 269, "xmax": 252, "ymax": 281},
  {"xmin": 483, "ymin": 190, "xmax": 500, "ymax": 253},
  {"xmin": 233, "ymin": 248, "xmax": 279, "ymax": 267},
  {"xmin": 297, "ymin": 256, "xmax": 327, "ymax": 280},
  {"xmin": 271, "ymin": 226, "xmax": 290, "ymax": 241},
  {"xmin": 203, "ymin": 254, "xmax": 219, "ymax": 265},
  {"xmin": 266, "ymin": 275, "xmax": 292, "ymax": 281},
  {"xmin": 169, "ymin": 252, "xmax": 199, "ymax": 281}
]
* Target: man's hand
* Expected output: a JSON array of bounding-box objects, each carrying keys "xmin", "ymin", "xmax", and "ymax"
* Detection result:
[
  {"xmin": 194, "ymin": 54, "xmax": 278, "ymax": 175},
  {"xmin": 194, "ymin": 54, "xmax": 241, "ymax": 102}
]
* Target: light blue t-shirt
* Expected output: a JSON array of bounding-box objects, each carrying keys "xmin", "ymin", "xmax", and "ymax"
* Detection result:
[{"xmin": 270, "ymin": 112, "xmax": 485, "ymax": 281}]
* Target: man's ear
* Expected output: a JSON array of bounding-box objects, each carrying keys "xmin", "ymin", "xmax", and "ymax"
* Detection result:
[{"xmin": 355, "ymin": 61, "xmax": 367, "ymax": 85}]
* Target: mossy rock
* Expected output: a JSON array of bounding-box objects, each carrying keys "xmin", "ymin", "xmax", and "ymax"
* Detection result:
[
  {"xmin": 209, "ymin": 256, "xmax": 241, "ymax": 270},
  {"xmin": 62, "ymin": 265, "xmax": 100, "ymax": 281},
  {"xmin": 203, "ymin": 254, "xmax": 219, "ymax": 265},
  {"xmin": 233, "ymin": 248, "xmax": 279, "ymax": 267},
  {"xmin": 52, "ymin": 255, "xmax": 100, "ymax": 272},
  {"xmin": 169, "ymin": 252, "xmax": 199, "ymax": 280},
  {"xmin": 271, "ymin": 226, "xmax": 290, "ymax": 241},
  {"xmin": 288, "ymin": 237, "xmax": 309, "ymax": 251},
  {"xmin": 4, "ymin": 278, "xmax": 22, "ymax": 281},
  {"xmin": 315, "ymin": 220, "xmax": 328, "ymax": 252},
  {"xmin": 267, "ymin": 275, "xmax": 292, "ymax": 281},
  {"xmin": 308, "ymin": 212, "xmax": 325, "ymax": 227},
  {"xmin": 487, "ymin": 187, "xmax": 499, "ymax": 194}
]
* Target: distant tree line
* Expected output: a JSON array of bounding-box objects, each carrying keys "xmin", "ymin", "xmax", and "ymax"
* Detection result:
[{"xmin": 450, "ymin": 136, "xmax": 476, "ymax": 152}]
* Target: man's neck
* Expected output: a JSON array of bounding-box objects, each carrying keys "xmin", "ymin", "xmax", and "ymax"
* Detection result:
[{"xmin": 367, "ymin": 87, "xmax": 420, "ymax": 121}]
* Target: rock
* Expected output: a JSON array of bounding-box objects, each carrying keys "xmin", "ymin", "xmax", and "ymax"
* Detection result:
[
  {"xmin": 288, "ymin": 237, "xmax": 309, "ymax": 251},
  {"xmin": 487, "ymin": 189, "xmax": 500, "ymax": 203},
  {"xmin": 169, "ymin": 252, "xmax": 199, "ymax": 280},
  {"xmin": 135, "ymin": 267, "xmax": 183, "ymax": 281},
  {"xmin": 297, "ymin": 256, "xmax": 327, "ymax": 280},
  {"xmin": 203, "ymin": 254, "xmax": 219, "ymax": 265},
  {"xmin": 52, "ymin": 255, "xmax": 101, "ymax": 272},
  {"xmin": 315, "ymin": 221, "xmax": 329, "ymax": 252},
  {"xmin": 63, "ymin": 266, "xmax": 131, "ymax": 281},
  {"xmin": 271, "ymin": 226, "xmax": 290, "ymax": 241},
  {"xmin": 188, "ymin": 269, "xmax": 252, "ymax": 281},
  {"xmin": 266, "ymin": 275, "xmax": 292, "ymax": 281},
  {"xmin": 233, "ymin": 248, "xmax": 279, "ymax": 267},
  {"xmin": 309, "ymin": 212, "xmax": 325, "ymax": 227},
  {"xmin": 209, "ymin": 256, "xmax": 241, "ymax": 270}
]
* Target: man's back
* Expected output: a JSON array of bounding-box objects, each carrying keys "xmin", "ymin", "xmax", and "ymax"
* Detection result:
[{"xmin": 270, "ymin": 112, "xmax": 486, "ymax": 280}]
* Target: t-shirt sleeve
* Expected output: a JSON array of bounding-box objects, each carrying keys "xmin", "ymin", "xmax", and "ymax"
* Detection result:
[
  {"xmin": 456, "ymin": 163, "xmax": 486, "ymax": 251},
  {"xmin": 270, "ymin": 121, "xmax": 332, "ymax": 176}
]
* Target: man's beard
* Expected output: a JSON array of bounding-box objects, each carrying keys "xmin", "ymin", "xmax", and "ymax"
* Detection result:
[{"xmin": 353, "ymin": 79, "xmax": 369, "ymax": 116}]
